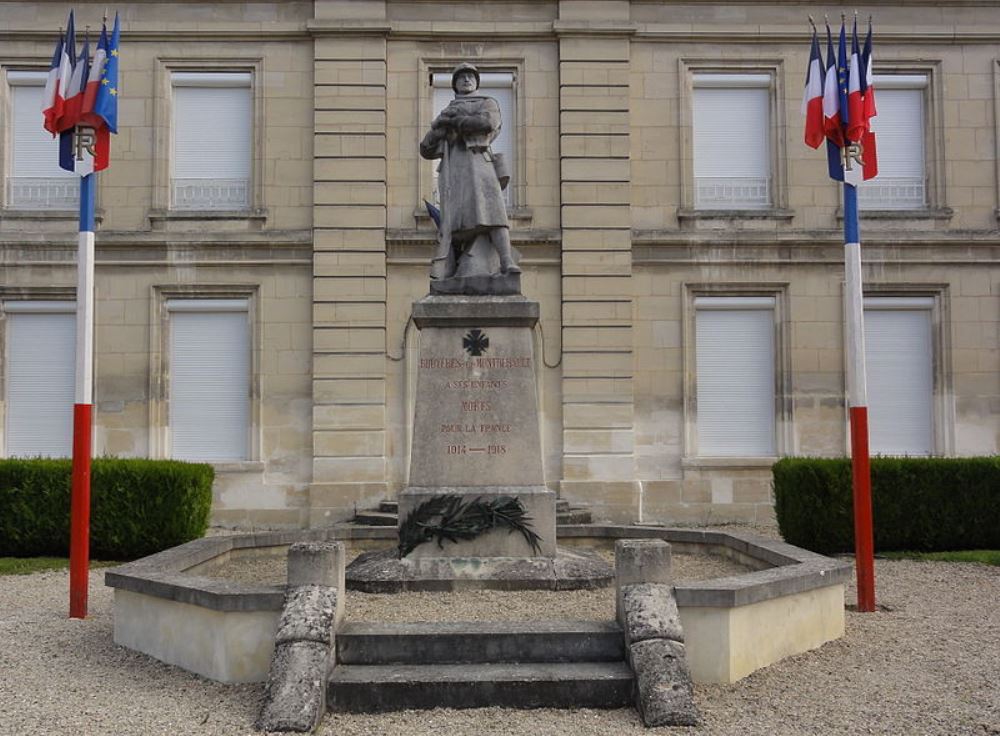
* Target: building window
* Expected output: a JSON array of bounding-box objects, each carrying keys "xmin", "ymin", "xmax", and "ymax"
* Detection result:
[
  {"xmin": 171, "ymin": 72, "xmax": 252, "ymax": 210},
  {"xmin": 863, "ymin": 297, "xmax": 934, "ymax": 455},
  {"xmin": 694, "ymin": 296, "xmax": 776, "ymax": 456},
  {"xmin": 168, "ymin": 299, "xmax": 250, "ymax": 460},
  {"xmin": 692, "ymin": 74, "xmax": 772, "ymax": 210},
  {"xmin": 6, "ymin": 71, "xmax": 78, "ymax": 209},
  {"xmin": 859, "ymin": 75, "xmax": 928, "ymax": 210},
  {"xmin": 430, "ymin": 70, "xmax": 516, "ymax": 206},
  {"xmin": 4, "ymin": 301, "xmax": 75, "ymax": 456}
]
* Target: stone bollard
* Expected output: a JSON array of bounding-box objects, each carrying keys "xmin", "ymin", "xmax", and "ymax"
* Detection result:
[
  {"xmin": 287, "ymin": 541, "xmax": 346, "ymax": 626},
  {"xmin": 615, "ymin": 539, "xmax": 699, "ymax": 727},
  {"xmin": 615, "ymin": 539, "xmax": 672, "ymax": 627},
  {"xmin": 257, "ymin": 542, "xmax": 345, "ymax": 733}
]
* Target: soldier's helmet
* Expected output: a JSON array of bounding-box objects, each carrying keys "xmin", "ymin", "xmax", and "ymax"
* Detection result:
[{"xmin": 451, "ymin": 62, "xmax": 481, "ymax": 93}]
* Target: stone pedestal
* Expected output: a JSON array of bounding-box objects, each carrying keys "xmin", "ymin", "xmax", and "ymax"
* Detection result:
[
  {"xmin": 400, "ymin": 295, "xmax": 556, "ymax": 559},
  {"xmin": 346, "ymin": 295, "xmax": 612, "ymax": 591}
]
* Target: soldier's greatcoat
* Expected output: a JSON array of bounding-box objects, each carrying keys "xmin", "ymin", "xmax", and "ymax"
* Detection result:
[{"xmin": 420, "ymin": 94, "xmax": 509, "ymax": 240}]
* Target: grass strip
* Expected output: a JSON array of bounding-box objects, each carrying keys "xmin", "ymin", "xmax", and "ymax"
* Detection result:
[
  {"xmin": 0, "ymin": 557, "xmax": 119, "ymax": 576},
  {"xmin": 880, "ymin": 550, "xmax": 1000, "ymax": 566}
]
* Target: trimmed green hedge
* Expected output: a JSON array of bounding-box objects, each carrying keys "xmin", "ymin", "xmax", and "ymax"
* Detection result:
[
  {"xmin": 773, "ymin": 456, "xmax": 1000, "ymax": 554},
  {"xmin": 0, "ymin": 458, "xmax": 213, "ymax": 559}
]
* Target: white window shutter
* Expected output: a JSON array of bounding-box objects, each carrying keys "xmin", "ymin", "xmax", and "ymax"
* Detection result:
[
  {"xmin": 6, "ymin": 306, "xmax": 75, "ymax": 457},
  {"xmin": 860, "ymin": 84, "xmax": 926, "ymax": 209},
  {"xmin": 169, "ymin": 307, "xmax": 250, "ymax": 461},
  {"xmin": 172, "ymin": 75, "xmax": 252, "ymax": 209},
  {"xmin": 864, "ymin": 302, "xmax": 933, "ymax": 455},
  {"xmin": 696, "ymin": 300, "xmax": 776, "ymax": 456},
  {"xmin": 693, "ymin": 81, "xmax": 770, "ymax": 209},
  {"xmin": 8, "ymin": 81, "xmax": 77, "ymax": 208}
]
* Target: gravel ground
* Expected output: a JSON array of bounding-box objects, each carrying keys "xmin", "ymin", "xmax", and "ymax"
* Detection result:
[
  {"xmin": 207, "ymin": 546, "xmax": 749, "ymax": 623},
  {"xmin": 1, "ymin": 550, "xmax": 998, "ymax": 735}
]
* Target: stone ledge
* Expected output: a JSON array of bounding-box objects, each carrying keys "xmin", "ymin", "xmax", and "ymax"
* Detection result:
[
  {"xmin": 105, "ymin": 524, "xmax": 849, "ymax": 612},
  {"xmin": 411, "ymin": 294, "xmax": 539, "ymax": 327},
  {"xmin": 557, "ymin": 524, "xmax": 851, "ymax": 608}
]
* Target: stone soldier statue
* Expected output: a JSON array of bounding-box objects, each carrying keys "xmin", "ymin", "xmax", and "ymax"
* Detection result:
[{"xmin": 420, "ymin": 62, "xmax": 521, "ymax": 291}]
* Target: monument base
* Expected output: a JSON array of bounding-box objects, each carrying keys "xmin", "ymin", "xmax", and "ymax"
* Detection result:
[
  {"xmin": 430, "ymin": 272, "xmax": 521, "ymax": 296},
  {"xmin": 399, "ymin": 486, "xmax": 557, "ymax": 559},
  {"xmin": 345, "ymin": 546, "xmax": 614, "ymax": 593}
]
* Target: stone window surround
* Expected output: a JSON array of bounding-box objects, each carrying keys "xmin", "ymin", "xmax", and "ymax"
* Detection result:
[
  {"xmin": 677, "ymin": 59, "xmax": 791, "ymax": 222},
  {"xmin": 845, "ymin": 61, "xmax": 949, "ymax": 221},
  {"xmin": 151, "ymin": 58, "xmax": 266, "ymax": 226},
  {"xmin": 855, "ymin": 283, "xmax": 954, "ymax": 456},
  {"xmin": 415, "ymin": 57, "xmax": 531, "ymax": 224},
  {"xmin": 148, "ymin": 284, "xmax": 262, "ymax": 467},
  {"xmin": 0, "ymin": 286, "xmax": 77, "ymax": 457},
  {"xmin": 991, "ymin": 59, "xmax": 1000, "ymax": 223},
  {"xmin": 681, "ymin": 282, "xmax": 793, "ymax": 466}
]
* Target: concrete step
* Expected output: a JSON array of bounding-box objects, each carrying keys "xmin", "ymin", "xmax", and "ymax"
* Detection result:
[
  {"xmin": 352, "ymin": 511, "xmax": 397, "ymax": 526},
  {"xmin": 363, "ymin": 510, "xmax": 592, "ymax": 526},
  {"xmin": 558, "ymin": 508, "xmax": 592, "ymax": 525},
  {"xmin": 337, "ymin": 620, "xmax": 625, "ymax": 665},
  {"xmin": 328, "ymin": 661, "xmax": 633, "ymax": 712},
  {"xmin": 368, "ymin": 498, "xmax": 582, "ymax": 521}
]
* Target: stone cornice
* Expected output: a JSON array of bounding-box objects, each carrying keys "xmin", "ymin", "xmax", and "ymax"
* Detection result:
[
  {"xmin": 632, "ymin": 26, "xmax": 1000, "ymax": 44},
  {"xmin": 306, "ymin": 19, "xmax": 392, "ymax": 37},
  {"xmin": 552, "ymin": 20, "xmax": 638, "ymax": 37},
  {"xmin": 632, "ymin": 239, "xmax": 1000, "ymax": 267},
  {"xmin": 0, "ymin": 233, "xmax": 312, "ymax": 266}
]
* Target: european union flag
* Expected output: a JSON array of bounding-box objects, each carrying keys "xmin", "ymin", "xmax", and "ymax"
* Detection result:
[{"xmin": 92, "ymin": 13, "xmax": 119, "ymax": 133}]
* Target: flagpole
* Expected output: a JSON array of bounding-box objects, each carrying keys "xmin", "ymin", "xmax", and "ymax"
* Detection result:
[
  {"xmin": 843, "ymin": 181, "xmax": 876, "ymax": 613},
  {"xmin": 69, "ymin": 168, "xmax": 96, "ymax": 620}
]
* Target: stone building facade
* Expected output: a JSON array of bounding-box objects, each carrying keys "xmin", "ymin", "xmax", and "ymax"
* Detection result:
[{"xmin": 0, "ymin": 0, "xmax": 996, "ymax": 528}]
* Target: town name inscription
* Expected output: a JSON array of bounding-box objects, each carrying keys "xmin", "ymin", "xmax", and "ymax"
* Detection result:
[{"xmin": 407, "ymin": 326, "xmax": 544, "ymax": 487}]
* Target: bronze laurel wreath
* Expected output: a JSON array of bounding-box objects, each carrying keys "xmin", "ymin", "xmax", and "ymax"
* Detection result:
[{"xmin": 398, "ymin": 494, "xmax": 543, "ymax": 558}]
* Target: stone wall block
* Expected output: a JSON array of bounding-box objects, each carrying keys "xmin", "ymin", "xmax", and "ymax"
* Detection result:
[
  {"xmin": 629, "ymin": 638, "xmax": 701, "ymax": 727},
  {"xmin": 622, "ymin": 582, "xmax": 684, "ymax": 644}
]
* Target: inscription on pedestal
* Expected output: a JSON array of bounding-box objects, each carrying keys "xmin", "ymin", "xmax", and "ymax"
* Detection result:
[{"xmin": 408, "ymin": 325, "xmax": 544, "ymax": 487}]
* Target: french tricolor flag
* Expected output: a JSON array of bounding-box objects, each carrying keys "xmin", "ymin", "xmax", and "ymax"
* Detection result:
[
  {"xmin": 61, "ymin": 35, "xmax": 90, "ymax": 132},
  {"xmin": 821, "ymin": 23, "xmax": 843, "ymax": 148},
  {"xmin": 81, "ymin": 24, "xmax": 108, "ymax": 119},
  {"xmin": 846, "ymin": 18, "xmax": 866, "ymax": 144},
  {"xmin": 801, "ymin": 29, "xmax": 824, "ymax": 149},
  {"xmin": 41, "ymin": 35, "xmax": 64, "ymax": 135},
  {"xmin": 44, "ymin": 11, "xmax": 75, "ymax": 135}
]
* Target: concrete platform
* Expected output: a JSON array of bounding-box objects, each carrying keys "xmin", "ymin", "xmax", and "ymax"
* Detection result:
[{"xmin": 345, "ymin": 546, "xmax": 614, "ymax": 592}]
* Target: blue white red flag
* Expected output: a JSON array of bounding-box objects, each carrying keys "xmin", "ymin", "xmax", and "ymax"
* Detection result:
[
  {"xmin": 860, "ymin": 19, "xmax": 878, "ymax": 180},
  {"xmin": 822, "ymin": 23, "xmax": 842, "ymax": 147},
  {"xmin": 81, "ymin": 23, "xmax": 108, "ymax": 120},
  {"xmin": 59, "ymin": 36, "xmax": 91, "ymax": 173},
  {"xmin": 41, "ymin": 33, "xmax": 64, "ymax": 135},
  {"xmin": 817, "ymin": 19, "xmax": 877, "ymax": 185},
  {"xmin": 51, "ymin": 12, "xmax": 75, "ymax": 133},
  {"xmin": 801, "ymin": 28, "xmax": 825, "ymax": 149},
  {"xmin": 846, "ymin": 18, "xmax": 865, "ymax": 143},
  {"xmin": 61, "ymin": 34, "xmax": 89, "ymax": 133}
]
